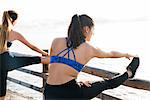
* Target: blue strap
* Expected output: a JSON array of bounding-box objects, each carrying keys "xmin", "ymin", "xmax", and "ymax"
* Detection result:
[
  {"xmin": 56, "ymin": 47, "xmax": 76, "ymax": 60},
  {"xmin": 62, "ymin": 48, "xmax": 72, "ymax": 57},
  {"xmin": 68, "ymin": 48, "xmax": 70, "ymax": 59},
  {"xmin": 71, "ymin": 49, "xmax": 76, "ymax": 61},
  {"xmin": 57, "ymin": 48, "xmax": 68, "ymax": 56},
  {"xmin": 50, "ymin": 56, "xmax": 84, "ymax": 72}
]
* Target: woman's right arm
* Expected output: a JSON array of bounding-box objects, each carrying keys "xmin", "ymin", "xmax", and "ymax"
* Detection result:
[
  {"xmin": 91, "ymin": 46, "xmax": 134, "ymax": 59},
  {"xmin": 13, "ymin": 31, "xmax": 48, "ymax": 56}
]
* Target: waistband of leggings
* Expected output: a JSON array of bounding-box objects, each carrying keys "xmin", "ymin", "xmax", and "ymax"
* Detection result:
[{"xmin": 46, "ymin": 79, "xmax": 77, "ymax": 88}]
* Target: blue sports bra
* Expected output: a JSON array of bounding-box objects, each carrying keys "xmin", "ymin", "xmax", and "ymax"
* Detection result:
[{"xmin": 50, "ymin": 47, "xmax": 84, "ymax": 72}]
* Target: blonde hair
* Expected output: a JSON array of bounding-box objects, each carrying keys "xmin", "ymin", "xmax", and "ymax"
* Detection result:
[{"xmin": 0, "ymin": 11, "xmax": 13, "ymax": 53}]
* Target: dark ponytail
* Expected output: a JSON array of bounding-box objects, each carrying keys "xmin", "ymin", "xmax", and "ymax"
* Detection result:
[
  {"xmin": 67, "ymin": 14, "xmax": 85, "ymax": 49},
  {"xmin": 67, "ymin": 14, "xmax": 94, "ymax": 49}
]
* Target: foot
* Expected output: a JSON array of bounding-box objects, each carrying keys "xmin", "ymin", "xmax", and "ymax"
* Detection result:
[{"xmin": 126, "ymin": 57, "xmax": 140, "ymax": 78}]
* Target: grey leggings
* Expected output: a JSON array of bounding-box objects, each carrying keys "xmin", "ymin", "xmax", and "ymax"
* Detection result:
[{"xmin": 0, "ymin": 51, "xmax": 41, "ymax": 96}]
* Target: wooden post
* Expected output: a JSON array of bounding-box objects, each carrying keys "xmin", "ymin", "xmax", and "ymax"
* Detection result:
[{"xmin": 42, "ymin": 49, "xmax": 49, "ymax": 92}]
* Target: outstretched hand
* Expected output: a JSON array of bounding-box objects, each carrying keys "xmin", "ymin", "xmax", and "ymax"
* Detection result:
[
  {"xmin": 125, "ymin": 53, "xmax": 134, "ymax": 60},
  {"xmin": 42, "ymin": 52, "xmax": 50, "ymax": 56},
  {"xmin": 78, "ymin": 81, "xmax": 92, "ymax": 87},
  {"xmin": 125, "ymin": 54, "xmax": 139, "ymax": 60}
]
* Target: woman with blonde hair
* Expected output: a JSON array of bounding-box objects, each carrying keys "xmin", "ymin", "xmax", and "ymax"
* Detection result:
[{"xmin": 0, "ymin": 10, "xmax": 49, "ymax": 100}]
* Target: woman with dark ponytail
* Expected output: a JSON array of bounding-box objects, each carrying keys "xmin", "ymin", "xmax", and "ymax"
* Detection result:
[
  {"xmin": 67, "ymin": 14, "xmax": 85, "ymax": 48},
  {"xmin": 0, "ymin": 10, "xmax": 49, "ymax": 100},
  {"xmin": 44, "ymin": 14, "xmax": 140, "ymax": 99}
]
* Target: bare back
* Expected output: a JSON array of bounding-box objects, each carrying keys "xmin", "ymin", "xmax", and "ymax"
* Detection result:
[
  {"xmin": 8, "ymin": 30, "xmax": 16, "ymax": 41},
  {"xmin": 47, "ymin": 37, "xmax": 94, "ymax": 85}
]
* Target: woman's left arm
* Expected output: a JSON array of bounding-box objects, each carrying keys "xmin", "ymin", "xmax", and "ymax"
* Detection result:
[{"xmin": 14, "ymin": 31, "xmax": 48, "ymax": 56}]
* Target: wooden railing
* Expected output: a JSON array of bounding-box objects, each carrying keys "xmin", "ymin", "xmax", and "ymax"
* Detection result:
[
  {"xmin": 7, "ymin": 49, "xmax": 150, "ymax": 100},
  {"xmin": 7, "ymin": 50, "xmax": 49, "ymax": 93},
  {"xmin": 7, "ymin": 67, "xmax": 45, "ymax": 92},
  {"xmin": 83, "ymin": 66, "xmax": 150, "ymax": 91}
]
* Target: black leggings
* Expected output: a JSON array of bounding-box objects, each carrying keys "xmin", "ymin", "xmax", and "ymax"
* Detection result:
[
  {"xmin": 0, "ymin": 51, "xmax": 41, "ymax": 96},
  {"xmin": 44, "ymin": 72, "xmax": 128, "ymax": 100}
]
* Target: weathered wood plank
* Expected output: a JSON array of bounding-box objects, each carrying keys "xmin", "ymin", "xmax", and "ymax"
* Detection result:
[
  {"xmin": 7, "ymin": 77, "xmax": 42, "ymax": 92},
  {"xmin": 16, "ymin": 68, "xmax": 44, "ymax": 78}
]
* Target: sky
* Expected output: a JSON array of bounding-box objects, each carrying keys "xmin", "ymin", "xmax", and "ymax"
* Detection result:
[{"xmin": 1, "ymin": 0, "xmax": 150, "ymax": 20}]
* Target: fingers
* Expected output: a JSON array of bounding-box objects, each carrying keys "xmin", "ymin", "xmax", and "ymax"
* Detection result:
[
  {"xmin": 126, "ymin": 54, "xmax": 139, "ymax": 60},
  {"xmin": 44, "ymin": 53, "xmax": 49, "ymax": 56},
  {"xmin": 41, "ymin": 56, "xmax": 50, "ymax": 64},
  {"xmin": 84, "ymin": 81, "xmax": 92, "ymax": 87},
  {"xmin": 126, "ymin": 56, "xmax": 130, "ymax": 60},
  {"xmin": 78, "ymin": 81, "xmax": 92, "ymax": 87}
]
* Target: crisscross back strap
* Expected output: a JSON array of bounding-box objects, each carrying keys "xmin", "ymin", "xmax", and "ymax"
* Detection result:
[
  {"xmin": 71, "ymin": 49, "xmax": 76, "ymax": 61},
  {"xmin": 56, "ymin": 48, "xmax": 68, "ymax": 56},
  {"xmin": 56, "ymin": 47, "xmax": 76, "ymax": 61}
]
